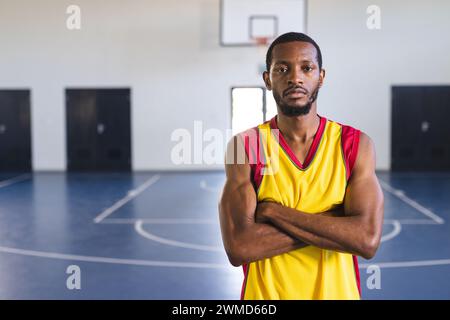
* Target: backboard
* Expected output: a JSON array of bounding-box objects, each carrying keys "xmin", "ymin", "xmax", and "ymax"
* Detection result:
[{"xmin": 220, "ymin": 0, "xmax": 307, "ymax": 46}]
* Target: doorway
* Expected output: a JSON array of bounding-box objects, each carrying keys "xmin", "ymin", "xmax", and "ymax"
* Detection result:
[{"xmin": 66, "ymin": 88, "xmax": 131, "ymax": 171}]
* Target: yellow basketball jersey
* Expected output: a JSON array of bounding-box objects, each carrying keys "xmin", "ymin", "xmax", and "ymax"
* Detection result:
[{"xmin": 239, "ymin": 115, "xmax": 361, "ymax": 300}]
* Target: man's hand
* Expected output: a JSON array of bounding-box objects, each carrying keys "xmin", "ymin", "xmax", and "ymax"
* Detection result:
[
  {"xmin": 257, "ymin": 201, "xmax": 345, "ymax": 224},
  {"xmin": 255, "ymin": 201, "xmax": 277, "ymax": 223}
]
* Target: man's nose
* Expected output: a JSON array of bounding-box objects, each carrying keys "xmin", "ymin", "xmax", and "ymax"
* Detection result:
[{"xmin": 287, "ymin": 67, "xmax": 304, "ymax": 85}]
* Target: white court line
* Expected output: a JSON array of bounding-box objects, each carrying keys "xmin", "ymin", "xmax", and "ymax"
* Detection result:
[
  {"xmin": 379, "ymin": 179, "xmax": 445, "ymax": 224},
  {"xmin": 2, "ymin": 244, "xmax": 450, "ymax": 270},
  {"xmin": 381, "ymin": 220, "xmax": 402, "ymax": 243},
  {"xmin": 93, "ymin": 174, "xmax": 161, "ymax": 223},
  {"xmin": 103, "ymin": 218, "xmax": 218, "ymax": 224},
  {"xmin": 0, "ymin": 174, "xmax": 31, "ymax": 189},
  {"xmin": 359, "ymin": 259, "xmax": 450, "ymax": 269},
  {"xmin": 134, "ymin": 220, "xmax": 223, "ymax": 252},
  {"xmin": 1, "ymin": 175, "xmax": 447, "ymax": 271},
  {"xmin": 105, "ymin": 218, "xmax": 438, "ymax": 225},
  {"xmin": 0, "ymin": 245, "xmax": 228, "ymax": 269},
  {"xmin": 103, "ymin": 218, "xmax": 441, "ymax": 225},
  {"xmin": 384, "ymin": 219, "xmax": 441, "ymax": 225}
]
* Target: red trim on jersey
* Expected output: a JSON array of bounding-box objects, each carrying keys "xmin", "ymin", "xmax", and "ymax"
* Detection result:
[
  {"xmin": 341, "ymin": 125, "xmax": 361, "ymax": 180},
  {"xmin": 353, "ymin": 255, "xmax": 362, "ymax": 298},
  {"xmin": 341, "ymin": 124, "xmax": 362, "ymax": 297},
  {"xmin": 240, "ymin": 264, "xmax": 249, "ymax": 300},
  {"xmin": 241, "ymin": 127, "xmax": 263, "ymax": 190},
  {"xmin": 269, "ymin": 115, "xmax": 327, "ymax": 169}
]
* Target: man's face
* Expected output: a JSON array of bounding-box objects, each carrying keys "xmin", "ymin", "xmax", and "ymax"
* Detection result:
[{"xmin": 263, "ymin": 41, "xmax": 325, "ymax": 117}]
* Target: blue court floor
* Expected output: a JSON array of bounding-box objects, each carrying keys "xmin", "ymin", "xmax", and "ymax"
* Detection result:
[{"xmin": 0, "ymin": 171, "xmax": 449, "ymax": 299}]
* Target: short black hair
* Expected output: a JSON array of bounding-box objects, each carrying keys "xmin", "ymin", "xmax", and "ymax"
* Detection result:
[{"xmin": 265, "ymin": 32, "xmax": 322, "ymax": 72}]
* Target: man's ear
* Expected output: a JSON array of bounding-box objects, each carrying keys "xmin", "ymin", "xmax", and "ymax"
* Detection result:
[
  {"xmin": 318, "ymin": 68, "xmax": 326, "ymax": 88},
  {"xmin": 263, "ymin": 71, "xmax": 272, "ymax": 90}
]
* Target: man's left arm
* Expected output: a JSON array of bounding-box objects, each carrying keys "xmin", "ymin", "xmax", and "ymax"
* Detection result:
[{"xmin": 257, "ymin": 133, "xmax": 384, "ymax": 260}]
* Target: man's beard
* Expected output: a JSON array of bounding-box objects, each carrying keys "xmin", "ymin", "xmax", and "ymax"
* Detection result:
[{"xmin": 274, "ymin": 85, "xmax": 320, "ymax": 117}]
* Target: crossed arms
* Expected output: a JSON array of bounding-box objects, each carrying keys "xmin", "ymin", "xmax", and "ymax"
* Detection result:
[{"xmin": 218, "ymin": 132, "xmax": 384, "ymax": 267}]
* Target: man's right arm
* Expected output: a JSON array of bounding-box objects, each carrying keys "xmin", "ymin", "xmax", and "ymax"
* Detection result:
[{"xmin": 218, "ymin": 136, "xmax": 306, "ymax": 267}]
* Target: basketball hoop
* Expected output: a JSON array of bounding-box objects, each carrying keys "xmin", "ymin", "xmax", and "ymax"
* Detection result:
[{"xmin": 254, "ymin": 36, "xmax": 269, "ymax": 47}]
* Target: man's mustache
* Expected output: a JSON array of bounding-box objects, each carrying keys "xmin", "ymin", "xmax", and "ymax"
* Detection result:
[{"xmin": 283, "ymin": 85, "xmax": 308, "ymax": 97}]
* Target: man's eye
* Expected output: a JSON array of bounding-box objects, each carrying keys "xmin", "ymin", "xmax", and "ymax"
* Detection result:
[
  {"xmin": 276, "ymin": 67, "xmax": 288, "ymax": 73},
  {"xmin": 303, "ymin": 66, "xmax": 313, "ymax": 72}
]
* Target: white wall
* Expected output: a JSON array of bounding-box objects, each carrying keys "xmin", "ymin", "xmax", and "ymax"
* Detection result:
[
  {"xmin": 1, "ymin": 0, "xmax": 449, "ymax": 170},
  {"xmin": 0, "ymin": 0, "xmax": 263, "ymax": 170},
  {"xmin": 308, "ymin": 0, "xmax": 450, "ymax": 169}
]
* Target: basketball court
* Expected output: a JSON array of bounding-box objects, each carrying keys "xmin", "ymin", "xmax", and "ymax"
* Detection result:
[{"xmin": 0, "ymin": 0, "xmax": 449, "ymax": 300}]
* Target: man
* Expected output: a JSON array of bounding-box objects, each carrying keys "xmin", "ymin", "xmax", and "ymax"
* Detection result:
[{"xmin": 219, "ymin": 32, "xmax": 384, "ymax": 300}]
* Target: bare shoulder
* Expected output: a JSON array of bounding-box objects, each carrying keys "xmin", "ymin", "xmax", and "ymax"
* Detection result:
[
  {"xmin": 354, "ymin": 131, "xmax": 376, "ymax": 176},
  {"xmin": 224, "ymin": 134, "xmax": 251, "ymax": 182},
  {"xmin": 359, "ymin": 132, "xmax": 375, "ymax": 156}
]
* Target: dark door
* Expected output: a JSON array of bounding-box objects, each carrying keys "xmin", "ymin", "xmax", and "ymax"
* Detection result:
[
  {"xmin": 66, "ymin": 89, "xmax": 131, "ymax": 171},
  {"xmin": 392, "ymin": 86, "xmax": 450, "ymax": 171},
  {"xmin": 423, "ymin": 87, "xmax": 450, "ymax": 169},
  {"xmin": 0, "ymin": 90, "xmax": 32, "ymax": 172}
]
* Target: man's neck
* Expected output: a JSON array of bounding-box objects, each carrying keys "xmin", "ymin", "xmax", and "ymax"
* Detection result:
[{"xmin": 276, "ymin": 105, "xmax": 320, "ymax": 143}]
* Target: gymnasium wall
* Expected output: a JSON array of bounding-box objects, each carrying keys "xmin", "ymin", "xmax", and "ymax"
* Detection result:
[
  {"xmin": 309, "ymin": 0, "xmax": 450, "ymax": 170},
  {"xmin": 0, "ymin": 0, "xmax": 449, "ymax": 171}
]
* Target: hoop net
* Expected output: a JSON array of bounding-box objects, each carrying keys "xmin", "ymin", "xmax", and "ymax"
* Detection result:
[{"xmin": 254, "ymin": 36, "xmax": 270, "ymax": 47}]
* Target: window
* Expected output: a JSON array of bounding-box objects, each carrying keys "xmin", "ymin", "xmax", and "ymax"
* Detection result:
[{"xmin": 231, "ymin": 87, "xmax": 277, "ymax": 135}]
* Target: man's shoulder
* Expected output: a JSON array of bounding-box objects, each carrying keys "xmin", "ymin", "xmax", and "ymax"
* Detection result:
[
  {"xmin": 324, "ymin": 117, "xmax": 371, "ymax": 179},
  {"xmin": 236, "ymin": 119, "xmax": 272, "ymax": 139},
  {"xmin": 325, "ymin": 117, "xmax": 362, "ymax": 133},
  {"xmin": 325, "ymin": 117, "xmax": 371, "ymax": 148}
]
